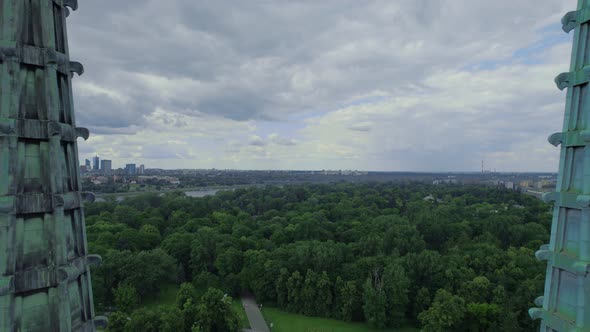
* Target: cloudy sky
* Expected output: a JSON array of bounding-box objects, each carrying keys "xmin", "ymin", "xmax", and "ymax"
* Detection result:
[{"xmin": 68, "ymin": 0, "xmax": 575, "ymax": 172}]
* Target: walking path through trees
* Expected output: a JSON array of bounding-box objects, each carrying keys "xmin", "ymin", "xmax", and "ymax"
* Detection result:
[{"xmin": 241, "ymin": 294, "xmax": 270, "ymax": 332}]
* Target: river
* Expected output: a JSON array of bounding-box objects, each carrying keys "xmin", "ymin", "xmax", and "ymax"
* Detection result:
[{"xmin": 95, "ymin": 187, "xmax": 232, "ymax": 202}]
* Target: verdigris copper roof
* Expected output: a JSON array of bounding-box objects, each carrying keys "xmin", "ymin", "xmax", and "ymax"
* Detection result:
[
  {"xmin": 529, "ymin": 1, "xmax": 590, "ymax": 331},
  {"xmin": 0, "ymin": 0, "xmax": 104, "ymax": 330}
]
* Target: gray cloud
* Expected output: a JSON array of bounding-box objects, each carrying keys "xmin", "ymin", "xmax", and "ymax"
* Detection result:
[
  {"xmin": 269, "ymin": 134, "xmax": 297, "ymax": 146},
  {"xmin": 67, "ymin": 0, "xmax": 576, "ymax": 170},
  {"xmin": 75, "ymin": 92, "xmax": 146, "ymax": 132},
  {"xmin": 141, "ymin": 143, "xmax": 189, "ymax": 160},
  {"xmin": 69, "ymin": 1, "xmax": 571, "ymax": 124},
  {"xmin": 248, "ymin": 136, "xmax": 266, "ymax": 147},
  {"xmin": 197, "ymin": 91, "xmax": 274, "ymax": 121},
  {"xmin": 349, "ymin": 123, "xmax": 372, "ymax": 132}
]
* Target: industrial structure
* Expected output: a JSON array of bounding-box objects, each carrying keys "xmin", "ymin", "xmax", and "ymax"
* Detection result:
[
  {"xmin": 530, "ymin": 1, "xmax": 590, "ymax": 330},
  {"xmin": 0, "ymin": 0, "xmax": 103, "ymax": 331}
]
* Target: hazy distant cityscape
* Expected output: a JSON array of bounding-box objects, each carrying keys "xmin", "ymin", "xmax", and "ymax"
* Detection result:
[
  {"xmin": 81, "ymin": 155, "xmax": 557, "ymax": 200},
  {"xmin": 81, "ymin": 155, "xmax": 145, "ymax": 176}
]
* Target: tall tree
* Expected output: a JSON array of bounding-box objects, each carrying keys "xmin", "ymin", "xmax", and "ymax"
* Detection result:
[
  {"xmin": 316, "ymin": 271, "xmax": 333, "ymax": 317},
  {"xmin": 176, "ymin": 282, "xmax": 199, "ymax": 309},
  {"xmin": 196, "ymin": 288, "xmax": 240, "ymax": 332},
  {"xmin": 287, "ymin": 271, "xmax": 304, "ymax": 313},
  {"xmin": 106, "ymin": 311, "xmax": 128, "ymax": 332},
  {"xmin": 125, "ymin": 248, "xmax": 177, "ymax": 299},
  {"xmin": 276, "ymin": 268, "xmax": 290, "ymax": 310},
  {"xmin": 334, "ymin": 278, "xmax": 359, "ymax": 322},
  {"xmin": 362, "ymin": 275, "xmax": 387, "ymax": 329},
  {"xmin": 418, "ymin": 289, "xmax": 466, "ymax": 332},
  {"xmin": 302, "ymin": 269, "xmax": 319, "ymax": 316},
  {"xmin": 383, "ymin": 262, "xmax": 410, "ymax": 327},
  {"xmin": 191, "ymin": 228, "xmax": 220, "ymax": 275},
  {"xmin": 112, "ymin": 283, "xmax": 139, "ymax": 313}
]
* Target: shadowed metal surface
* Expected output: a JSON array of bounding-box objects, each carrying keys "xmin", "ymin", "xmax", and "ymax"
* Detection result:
[
  {"xmin": 0, "ymin": 0, "xmax": 101, "ymax": 331},
  {"xmin": 529, "ymin": 1, "xmax": 590, "ymax": 331}
]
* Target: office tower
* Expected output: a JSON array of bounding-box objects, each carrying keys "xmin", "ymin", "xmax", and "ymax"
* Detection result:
[
  {"xmin": 85, "ymin": 158, "xmax": 91, "ymax": 169},
  {"xmin": 530, "ymin": 2, "xmax": 590, "ymax": 330},
  {"xmin": 139, "ymin": 164, "xmax": 145, "ymax": 175},
  {"xmin": 125, "ymin": 164, "xmax": 137, "ymax": 176},
  {"xmin": 101, "ymin": 160, "xmax": 112, "ymax": 175},
  {"xmin": 0, "ymin": 1, "xmax": 103, "ymax": 331},
  {"xmin": 92, "ymin": 155, "xmax": 99, "ymax": 171}
]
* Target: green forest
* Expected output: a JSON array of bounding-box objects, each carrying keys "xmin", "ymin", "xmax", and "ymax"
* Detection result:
[{"xmin": 86, "ymin": 183, "xmax": 551, "ymax": 331}]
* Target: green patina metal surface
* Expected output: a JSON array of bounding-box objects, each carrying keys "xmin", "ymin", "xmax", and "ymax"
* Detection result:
[
  {"xmin": 0, "ymin": 1, "xmax": 104, "ymax": 331},
  {"xmin": 529, "ymin": 1, "xmax": 590, "ymax": 331}
]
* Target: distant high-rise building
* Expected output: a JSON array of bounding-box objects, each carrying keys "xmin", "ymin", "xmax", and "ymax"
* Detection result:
[
  {"xmin": 139, "ymin": 164, "xmax": 145, "ymax": 175},
  {"xmin": 93, "ymin": 155, "xmax": 100, "ymax": 171},
  {"xmin": 101, "ymin": 160, "xmax": 112, "ymax": 175},
  {"xmin": 125, "ymin": 164, "xmax": 137, "ymax": 176},
  {"xmin": 80, "ymin": 165, "xmax": 88, "ymax": 173},
  {"xmin": 85, "ymin": 159, "xmax": 91, "ymax": 169}
]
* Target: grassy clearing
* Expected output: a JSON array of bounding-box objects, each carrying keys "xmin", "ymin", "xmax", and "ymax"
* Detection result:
[{"xmin": 261, "ymin": 307, "xmax": 419, "ymax": 332}]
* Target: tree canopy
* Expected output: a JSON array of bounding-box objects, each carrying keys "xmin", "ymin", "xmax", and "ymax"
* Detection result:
[{"xmin": 89, "ymin": 183, "xmax": 550, "ymax": 331}]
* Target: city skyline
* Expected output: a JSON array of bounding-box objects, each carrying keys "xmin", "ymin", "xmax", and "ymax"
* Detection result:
[
  {"xmin": 79, "ymin": 152, "xmax": 559, "ymax": 173},
  {"xmin": 71, "ymin": 1, "xmax": 576, "ymax": 172}
]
